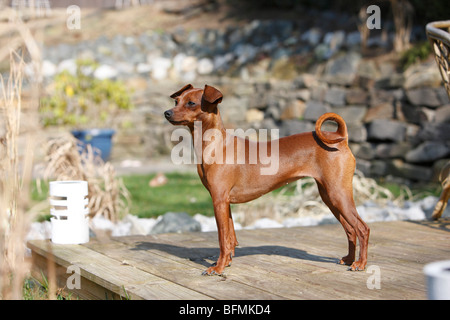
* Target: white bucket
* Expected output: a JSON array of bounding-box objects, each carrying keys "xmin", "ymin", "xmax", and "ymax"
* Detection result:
[
  {"xmin": 50, "ymin": 180, "xmax": 89, "ymax": 244},
  {"xmin": 424, "ymin": 260, "xmax": 450, "ymax": 300}
]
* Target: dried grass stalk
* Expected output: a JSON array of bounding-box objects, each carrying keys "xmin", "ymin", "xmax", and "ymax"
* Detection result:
[
  {"xmin": 41, "ymin": 136, "xmax": 130, "ymax": 222},
  {"xmin": 0, "ymin": 53, "xmax": 34, "ymax": 300}
]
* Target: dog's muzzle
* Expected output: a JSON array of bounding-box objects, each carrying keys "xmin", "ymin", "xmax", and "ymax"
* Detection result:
[{"xmin": 164, "ymin": 110, "xmax": 173, "ymax": 120}]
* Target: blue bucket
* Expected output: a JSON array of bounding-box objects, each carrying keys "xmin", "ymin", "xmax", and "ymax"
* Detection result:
[{"xmin": 71, "ymin": 129, "xmax": 115, "ymax": 161}]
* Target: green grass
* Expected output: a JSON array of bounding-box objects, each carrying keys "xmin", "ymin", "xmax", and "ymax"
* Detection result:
[{"xmin": 122, "ymin": 172, "xmax": 214, "ymax": 218}]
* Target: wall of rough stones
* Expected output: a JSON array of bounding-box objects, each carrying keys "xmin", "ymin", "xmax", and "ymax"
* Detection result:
[{"xmin": 37, "ymin": 14, "xmax": 450, "ymax": 182}]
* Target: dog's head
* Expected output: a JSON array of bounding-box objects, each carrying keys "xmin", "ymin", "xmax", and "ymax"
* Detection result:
[{"xmin": 164, "ymin": 84, "xmax": 223, "ymax": 126}]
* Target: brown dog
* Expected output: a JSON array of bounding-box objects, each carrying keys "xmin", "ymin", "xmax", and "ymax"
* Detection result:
[{"xmin": 164, "ymin": 84, "xmax": 370, "ymax": 275}]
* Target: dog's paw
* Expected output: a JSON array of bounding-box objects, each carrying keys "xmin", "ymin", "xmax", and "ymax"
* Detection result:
[
  {"xmin": 202, "ymin": 266, "xmax": 224, "ymax": 276},
  {"xmin": 348, "ymin": 261, "xmax": 366, "ymax": 271},
  {"xmin": 338, "ymin": 255, "xmax": 354, "ymax": 266}
]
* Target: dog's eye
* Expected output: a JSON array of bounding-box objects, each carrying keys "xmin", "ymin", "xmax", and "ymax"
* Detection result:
[
  {"xmin": 174, "ymin": 100, "xmax": 178, "ymax": 106},
  {"xmin": 187, "ymin": 101, "xmax": 196, "ymax": 107}
]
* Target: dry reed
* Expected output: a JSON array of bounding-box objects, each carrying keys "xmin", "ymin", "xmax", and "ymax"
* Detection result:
[
  {"xmin": 0, "ymin": 53, "xmax": 34, "ymax": 300},
  {"xmin": 40, "ymin": 136, "xmax": 130, "ymax": 222}
]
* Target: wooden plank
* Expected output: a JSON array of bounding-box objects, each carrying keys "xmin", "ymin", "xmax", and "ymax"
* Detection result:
[
  {"xmin": 85, "ymin": 238, "xmax": 287, "ymax": 299},
  {"xmin": 230, "ymin": 220, "xmax": 450, "ymax": 299},
  {"xmin": 28, "ymin": 240, "xmax": 212, "ymax": 300},
  {"xmin": 28, "ymin": 219, "xmax": 450, "ymax": 300}
]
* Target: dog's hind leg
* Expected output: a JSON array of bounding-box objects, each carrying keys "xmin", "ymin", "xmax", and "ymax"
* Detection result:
[{"xmin": 316, "ymin": 179, "xmax": 370, "ymax": 271}]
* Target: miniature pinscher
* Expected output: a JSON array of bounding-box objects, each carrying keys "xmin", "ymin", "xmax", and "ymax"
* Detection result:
[{"xmin": 164, "ymin": 84, "xmax": 370, "ymax": 275}]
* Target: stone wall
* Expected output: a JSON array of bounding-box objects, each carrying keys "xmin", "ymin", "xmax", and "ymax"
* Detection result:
[{"xmin": 37, "ymin": 14, "xmax": 450, "ymax": 182}]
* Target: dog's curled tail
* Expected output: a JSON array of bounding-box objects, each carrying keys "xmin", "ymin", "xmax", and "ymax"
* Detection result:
[{"xmin": 315, "ymin": 112, "xmax": 348, "ymax": 145}]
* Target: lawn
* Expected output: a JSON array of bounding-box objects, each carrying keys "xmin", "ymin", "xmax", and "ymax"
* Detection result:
[{"xmin": 122, "ymin": 172, "xmax": 214, "ymax": 218}]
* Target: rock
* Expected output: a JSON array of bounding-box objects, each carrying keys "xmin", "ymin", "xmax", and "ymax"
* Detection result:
[
  {"xmin": 301, "ymin": 28, "xmax": 322, "ymax": 46},
  {"xmin": 369, "ymin": 160, "xmax": 389, "ymax": 176},
  {"xmin": 293, "ymin": 74, "xmax": 318, "ymax": 89},
  {"xmin": 270, "ymin": 57, "xmax": 298, "ymax": 79},
  {"xmin": 221, "ymin": 96, "xmax": 248, "ymax": 123},
  {"xmin": 375, "ymin": 142, "xmax": 411, "ymax": 159},
  {"xmin": 57, "ymin": 59, "xmax": 77, "ymax": 75},
  {"xmin": 235, "ymin": 44, "xmax": 258, "ymax": 65},
  {"xmin": 172, "ymin": 52, "xmax": 186, "ymax": 74},
  {"xmin": 282, "ymin": 215, "xmax": 334, "ymax": 227},
  {"xmin": 314, "ymin": 30, "xmax": 345, "ymax": 60},
  {"xmin": 213, "ymin": 52, "xmax": 234, "ymax": 72},
  {"xmin": 181, "ymin": 56, "xmax": 198, "ymax": 73},
  {"xmin": 94, "ymin": 64, "xmax": 118, "ymax": 79},
  {"xmin": 280, "ymin": 119, "xmax": 315, "ymax": 137},
  {"xmin": 26, "ymin": 221, "xmax": 51, "ymax": 241},
  {"xmin": 366, "ymin": 35, "xmax": 390, "ymax": 48},
  {"xmin": 91, "ymin": 215, "xmax": 115, "ymax": 231},
  {"xmin": 406, "ymin": 88, "xmax": 442, "ymax": 108},
  {"xmin": 90, "ymin": 215, "xmax": 131, "ymax": 237},
  {"xmin": 346, "ymin": 87, "xmax": 369, "ymax": 105},
  {"xmin": 324, "ymin": 86, "xmax": 346, "ymax": 106},
  {"xmin": 387, "ymin": 202, "xmax": 426, "ymax": 221},
  {"xmin": 333, "ymin": 106, "xmax": 367, "ymax": 124},
  {"xmin": 150, "ymin": 57, "xmax": 171, "ymax": 80},
  {"xmin": 435, "ymin": 104, "xmax": 450, "ymax": 123},
  {"xmin": 403, "ymin": 61, "xmax": 442, "ymax": 89},
  {"xmin": 436, "ymin": 87, "xmax": 450, "ymax": 105},
  {"xmin": 365, "ymin": 102, "xmax": 394, "ymax": 122},
  {"xmin": 193, "ymin": 214, "xmax": 217, "ymax": 232},
  {"xmin": 314, "ymin": 44, "xmax": 330, "ymax": 60},
  {"xmin": 405, "ymin": 141, "xmax": 450, "ymax": 163},
  {"xmin": 42, "ymin": 60, "xmax": 57, "ymax": 77},
  {"xmin": 387, "ymin": 159, "xmax": 433, "ymax": 181},
  {"xmin": 303, "ymin": 100, "xmax": 331, "ymax": 121},
  {"xmin": 419, "ymin": 196, "xmax": 443, "ymax": 219},
  {"xmin": 323, "ymin": 51, "xmax": 361, "ymax": 86},
  {"xmin": 280, "ymin": 100, "xmax": 306, "ymax": 120},
  {"xmin": 345, "ymin": 31, "xmax": 361, "ymax": 47},
  {"xmin": 357, "ymin": 59, "xmax": 379, "ymax": 80},
  {"xmin": 294, "ymin": 89, "xmax": 311, "ymax": 101},
  {"xmin": 416, "ymin": 123, "xmax": 450, "ymax": 142},
  {"xmin": 197, "ymin": 58, "xmax": 214, "ymax": 75},
  {"xmin": 367, "ymin": 119, "xmax": 407, "ymax": 142},
  {"xmin": 136, "ymin": 62, "xmax": 152, "ymax": 74},
  {"xmin": 324, "ymin": 30, "xmax": 345, "ymax": 52},
  {"xmin": 357, "ymin": 205, "xmax": 390, "ymax": 223},
  {"xmin": 246, "ymin": 108, "xmax": 265, "ymax": 123},
  {"xmin": 150, "ymin": 212, "xmax": 201, "ymax": 234},
  {"xmin": 347, "ymin": 124, "xmax": 367, "ymax": 143},
  {"xmin": 123, "ymin": 214, "xmax": 157, "ymax": 235},
  {"xmin": 116, "ymin": 62, "xmax": 135, "ymax": 75},
  {"xmin": 248, "ymin": 218, "xmax": 283, "ymax": 229},
  {"xmin": 310, "ymin": 82, "xmax": 328, "ymax": 101},
  {"xmin": 369, "ymin": 89, "xmax": 400, "ymax": 107},
  {"xmin": 400, "ymin": 103, "xmax": 430, "ymax": 124},
  {"xmin": 352, "ymin": 142, "xmax": 375, "ymax": 160}
]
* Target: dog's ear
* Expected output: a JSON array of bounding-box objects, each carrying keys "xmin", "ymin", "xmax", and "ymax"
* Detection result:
[
  {"xmin": 201, "ymin": 85, "xmax": 223, "ymax": 112},
  {"xmin": 170, "ymin": 84, "xmax": 193, "ymax": 99}
]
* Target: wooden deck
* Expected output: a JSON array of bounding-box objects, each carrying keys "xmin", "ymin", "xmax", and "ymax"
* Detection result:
[{"xmin": 28, "ymin": 219, "xmax": 450, "ymax": 300}]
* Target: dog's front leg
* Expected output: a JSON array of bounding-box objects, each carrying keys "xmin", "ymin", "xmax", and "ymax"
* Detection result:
[{"xmin": 203, "ymin": 197, "xmax": 235, "ymax": 276}]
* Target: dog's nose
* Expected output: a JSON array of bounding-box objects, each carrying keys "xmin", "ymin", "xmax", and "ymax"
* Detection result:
[{"xmin": 164, "ymin": 110, "xmax": 173, "ymax": 120}]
